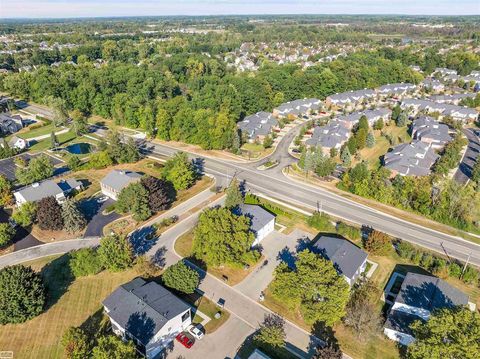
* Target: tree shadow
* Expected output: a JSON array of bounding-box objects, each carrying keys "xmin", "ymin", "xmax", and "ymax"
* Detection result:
[
  {"xmin": 295, "ymin": 234, "xmax": 312, "ymax": 252},
  {"xmin": 276, "ymin": 246, "xmax": 297, "ymax": 269},
  {"xmin": 79, "ymin": 307, "xmax": 110, "ymax": 337},
  {"xmin": 129, "ymin": 226, "xmax": 159, "ymax": 255},
  {"xmin": 79, "ymin": 197, "xmax": 102, "ymax": 222},
  {"xmin": 192, "ymin": 157, "xmax": 205, "ymax": 176},
  {"xmin": 125, "ymin": 312, "xmax": 156, "ymax": 350},
  {"xmin": 152, "ymin": 245, "xmax": 167, "ymax": 268},
  {"xmin": 40, "ymin": 253, "xmax": 74, "ymax": 310},
  {"xmin": 309, "ymin": 321, "xmax": 338, "ymax": 351}
]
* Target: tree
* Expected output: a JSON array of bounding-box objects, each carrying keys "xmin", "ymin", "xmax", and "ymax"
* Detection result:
[
  {"xmin": 62, "ymin": 199, "xmax": 87, "ymax": 234},
  {"xmin": 162, "ymin": 261, "xmax": 199, "ymax": 294},
  {"xmin": 224, "ymin": 178, "xmax": 243, "ymax": 209},
  {"xmin": 366, "ymin": 132, "xmax": 375, "ymax": 148},
  {"xmin": 62, "ymin": 327, "xmax": 91, "ymax": 359},
  {"xmin": 98, "ymin": 235, "xmax": 134, "ymax": 272},
  {"xmin": 307, "ymin": 211, "xmax": 335, "ymax": 232},
  {"xmin": 50, "ymin": 131, "xmax": 59, "ymax": 149},
  {"xmin": 87, "ymin": 151, "xmax": 113, "ymax": 169},
  {"xmin": 0, "ymin": 175, "xmax": 13, "ymax": 207},
  {"xmin": 192, "ymin": 207, "xmax": 257, "ymax": 267},
  {"xmin": 12, "ymin": 201, "xmax": 37, "ymax": 227},
  {"xmin": 270, "ymin": 250, "xmax": 350, "ymax": 326},
  {"xmin": 340, "ymin": 146, "xmax": 351, "ymax": 166},
  {"xmin": 68, "ymin": 155, "xmax": 82, "ymax": 171},
  {"xmin": 69, "ymin": 248, "xmax": 103, "ymax": 277},
  {"xmin": 50, "ymin": 97, "xmax": 69, "ymax": 126},
  {"xmin": 254, "ymin": 314, "xmax": 286, "ymax": 350},
  {"xmin": 70, "ymin": 109, "xmax": 89, "ymax": 136},
  {"xmin": 162, "ymin": 152, "xmax": 196, "ymax": 191},
  {"xmin": 312, "ymin": 345, "xmax": 342, "ymax": 359},
  {"xmin": 396, "ymin": 111, "xmax": 408, "ymax": 127},
  {"xmin": 122, "ymin": 137, "xmax": 140, "ymax": 163},
  {"xmin": 134, "ymin": 255, "xmax": 162, "ymax": 278},
  {"xmin": 116, "ymin": 182, "xmax": 152, "ymax": 221},
  {"xmin": 92, "ymin": 335, "xmax": 138, "ymax": 359},
  {"xmin": 15, "ymin": 155, "xmax": 55, "ymax": 185},
  {"xmin": 263, "ymin": 135, "xmax": 273, "ymax": 149},
  {"xmin": 140, "ymin": 176, "xmax": 171, "ymax": 212},
  {"xmin": 391, "ymin": 104, "xmax": 401, "ymax": 121},
  {"xmin": 36, "ymin": 196, "xmax": 63, "ymax": 231},
  {"xmin": 364, "ymin": 229, "xmax": 392, "ymax": 255},
  {"xmin": 408, "ymin": 307, "xmax": 480, "ymax": 359},
  {"xmin": 0, "ymin": 223, "xmax": 15, "ymax": 247},
  {"xmin": 373, "ymin": 119, "xmax": 384, "ymax": 131},
  {"xmin": 472, "ymin": 159, "xmax": 480, "ymax": 186},
  {"xmin": 0, "ymin": 265, "xmax": 46, "ymax": 324},
  {"xmin": 357, "ymin": 115, "xmax": 369, "ymax": 131}
]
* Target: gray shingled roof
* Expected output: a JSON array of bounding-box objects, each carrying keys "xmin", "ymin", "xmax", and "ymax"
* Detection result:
[
  {"xmin": 412, "ymin": 116, "xmax": 452, "ymax": 145},
  {"xmin": 15, "ymin": 178, "xmax": 81, "ymax": 202},
  {"xmin": 100, "ymin": 170, "xmax": 142, "ymax": 191},
  {"xmin": 238, "ymin": 204, "xmax": 275, "ymax": 233},
  {"xmin": 305, "ymin": 121, "xmax": 350, "ymax": 149},
  {"xmin": 274, "ymin": 98, "xmax": 321, "ymax": 116},
  {"xmin": 102, "ymin": 278, "xmax": 190, "ymax": 346},
  {"xmin": 395, "ymin": 273, "xmax": 469, "ymax": 312},
  {"xmin": 312, "ymin": 235, "xmax": 368, "ymax": 280},
  {"xmin": 327, "ymin": 89, "xmax": 376, "ymax": 104},
  {"xmin": 238, "ymin": 112, "xmax": 278, "ymax": 138},
  {"xmin": 384, "ymin": 140, "xmax": 439, "ymax": 176},
  {"xmin": 384, "ymin": 309, "xmax": 423, "ymax": 336},
  {"xmin": 377, "ymin": 83, "xmax": 416, "ymax": 94},
  {"xmin": 337, "ymin": 108, "xmax": 391, "ymax": 125}
]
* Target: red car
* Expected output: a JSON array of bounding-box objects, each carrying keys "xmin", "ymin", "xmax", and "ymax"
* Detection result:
[{"xmin": 176, "ymin": 333, "xmax": 194, "ymax": 348}]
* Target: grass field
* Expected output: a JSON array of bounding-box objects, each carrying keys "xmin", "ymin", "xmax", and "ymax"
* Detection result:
[
  {"xmin": 28, "ymin": 130, "xmax": 77, "ymax": 151},
  {"xmin": 0, "ymin": 255, "xmax": 138, "ymax": 359},
  {"xmin": 16, "ymin": 123, "xmax": 56, "ymax": 139}
]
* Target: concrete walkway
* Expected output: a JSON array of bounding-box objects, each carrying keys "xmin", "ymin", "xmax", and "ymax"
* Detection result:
[{"xmin": 24, "ymin": 127, "xmax": 69, "ymax": 142}]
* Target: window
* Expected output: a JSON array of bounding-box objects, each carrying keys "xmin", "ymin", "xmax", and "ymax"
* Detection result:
[{"xmin": 181, "ymin": 311, "xmax": 190, "ymax": 322}]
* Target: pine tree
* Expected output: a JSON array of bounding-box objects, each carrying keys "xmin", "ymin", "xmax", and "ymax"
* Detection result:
[
  {"xmin": 366, "ymin": 132, "xmax": 375, "ymax": 148},
  {"xmin": 50, "ymin": 131, "xmax": 59, "ymax": 149},
  {"xmin": 61, "ymin": 198, "xmax": 87, "ymax": 234},
  {"xmin": 225, "ymin": 178, "xmax": 243, "ymax": 209},
  {"xmin": 341, "ymin": 146, "xmax": 351, "ymax": 166}
]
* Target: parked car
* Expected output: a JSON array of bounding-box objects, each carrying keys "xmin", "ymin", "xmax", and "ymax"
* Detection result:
[
  {"xmin": 187, "ymin": 324, "xmax": 204, "ymax": 340},
  {"xmin": 216, "ymin": 298, "xmax": 226, "ymax": 308},
  {"xmin": 176, "ymin": 333, "xmax": 194, "ymax": 348}
]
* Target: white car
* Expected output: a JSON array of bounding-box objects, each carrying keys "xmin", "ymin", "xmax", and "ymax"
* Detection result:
[{"xmin": 187, "ymin": 324, "xmax": 204, "ymax": 340}]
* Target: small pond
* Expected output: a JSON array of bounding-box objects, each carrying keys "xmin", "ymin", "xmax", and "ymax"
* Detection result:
[{"xmin": 66, "ymin": 142, "xmax": 92, "ymax": 154}]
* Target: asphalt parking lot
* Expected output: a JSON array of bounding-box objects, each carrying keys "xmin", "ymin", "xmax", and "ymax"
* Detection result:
[{"xmin": 0, "ymin": 153, "xmax": 64, "ymax": 181}]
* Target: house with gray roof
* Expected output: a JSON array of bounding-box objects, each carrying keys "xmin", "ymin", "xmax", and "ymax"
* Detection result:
[
  {"xmin": 377, "ymin": 83, "xmax": 416, "ymax": 97},
  {"xmin": 238, "ymin": 204, "xmax": 275, "ymax": 246},
  {"xmin": 13, "ymin": 178, "xmax": 82, "ymax": 206},
  {"xmin": 421, "ymin": 78, "xmax": 445, "ymax": 92},
  {"xmin": 273, "ymin": 98, "xmax": 321, "ymax": 118},
  {"xmin": 401, "ymin": 98, "xmax": 478, "ymax": 123},
  {"xmin": 100, "ymin": 170, "xmax": 142, "ymax": 200},
  {"xmin": 305, "ymin": 121, "xmax": 351, "ymax": 154},
  {"xmin": 384, "ymin": 140, "xmax": 440, "ymax": 177},
  {"xmin": 325, "ymin": 89, "xmax": 376, "ymax": 110},
  {"xmin": 428, "ymin": 93, "xmax": 476, "ymax": 105},
  {"xmin": 0, "ymin": 113, "xmax": 23, "ymax": 135},
  {"xmin": 434, "ymin": 67, "xmax": 457, "ymax": 77},
  {"xmin": 336, "ymin": 108, "xmax": 391, "ymax": 129},
  {"xmin": 411, "ymin": 116, "xmax": 452, "ymax": 149},
  {"xmin": 103, "ymin": 278, "xmax": 192, "ymax": 358},
  {"xmin": 384, "ymin": 272, "xmax": 469, "ymax": 346},
  {"xmin": 312, "ymin": 235, "xmax": 368, "ymax": 286},
  {"xmin": 238, "ymin": 112, "xmax": 278, "ymax": 142}
]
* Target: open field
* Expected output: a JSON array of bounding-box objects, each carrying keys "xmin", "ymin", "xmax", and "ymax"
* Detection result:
[{"xmin": 0, "ymin": 255, "xmax": 139, "ymax": 359}]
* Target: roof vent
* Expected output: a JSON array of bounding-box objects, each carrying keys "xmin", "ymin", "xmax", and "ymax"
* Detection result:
[
  {"xmin": 32, "ymin": 183, "xmax": 39, "ymax": 188},
  {"xmin": 119, "ymin": 170, "xmax": 125, "ymax": 175}
]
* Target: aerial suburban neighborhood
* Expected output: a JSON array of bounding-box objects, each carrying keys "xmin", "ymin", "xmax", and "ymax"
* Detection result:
[{"xmin": 0, "ymin": 6, "xmax": 479, "ymax": 359}]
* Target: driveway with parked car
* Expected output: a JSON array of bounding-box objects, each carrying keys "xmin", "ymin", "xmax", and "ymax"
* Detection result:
[{"xmin": 82, "ymin": 196, "xmax": 120, "ymax": 237}]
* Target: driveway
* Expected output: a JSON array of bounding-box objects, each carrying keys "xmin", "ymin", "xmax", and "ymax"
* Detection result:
[
  {"xmin": 454, "ymin": 128, "xmax": 480, "ymax": 184},
  {"xmin": 0, "ymin": 152, "xmax": 65, "ymax": 182},
  {"xmin": 235, "ymin": 229, "xmax": 313, "ymax": 300},
  {"xmin": 168, "ymin": 316, "xmax": 254, "ymax": 359},
  {"xmin": 83, "ymin": 197, "xmax": 120, "ymax": 237}
]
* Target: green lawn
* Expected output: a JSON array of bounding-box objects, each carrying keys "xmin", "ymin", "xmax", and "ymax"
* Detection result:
[
  {"xmin": 17, "ymin": 123, "xmax": 56, "ymax": 139},
  {"xmin": 0, "ymin": 255, "xmax": 139, "ymax": 359},
  {"xmin": 28, "ymin": 130, "xmax": 78, "ymax": 152}
]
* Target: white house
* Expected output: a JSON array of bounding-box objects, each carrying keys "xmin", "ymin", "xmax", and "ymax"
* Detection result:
[
  {"xmin": 13, "ymin": 178, "xmax": 83, "ymax": 206},
  {"xmin": 312, "ymin": 235, "xmax": 368, "ymax": 286},
  {"xmin": 384, "ymin": 273, "xmax": 469, "ymax": 346},
  {"xmin": 1, "ymin": 136, "xmax": 28, "ymax": 151},
  {"xmin": 100, "ymin": 169, "xmax": 142, "ymax": 200},
  {"xmin": 102, "ymin": 278, "xmax": 192, "ymax": 359},
  {"xmin": 238, "ymin": 204, "xmax": 275, "ymax": 247}
]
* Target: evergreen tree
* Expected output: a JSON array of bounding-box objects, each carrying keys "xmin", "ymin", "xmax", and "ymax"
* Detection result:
[
  {"xmin": 0, "ymin": 223, "xmax": 15, "ymax": 247},
  {"xmin": 224, "ymin": 178, "xmax": 243, "ymax": 209},
  {"xmin": 61, "ymin": 198, "xmax": 87, "ymax": 234},
  {"xmin": 116, "ymin": 183, "xmax": 152, "ymax": 221},
  {"xmin": 0, "ymin": 175, "xmax": 13, "ymax": 207},
  {"xmin": 341, "ymin": 146, "xmax": 351, "ymax": 166},
  {"xmin": 366, "ymin": 132, "xmax": 375, "ymax": 148},
  {"xmin": 50, "ymin": 131, "xmax": 59, "ymax": 149}
]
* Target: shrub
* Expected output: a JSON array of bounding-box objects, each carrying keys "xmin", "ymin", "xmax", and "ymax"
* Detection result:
[
  {"xmin": 0, "ymin": 223, "xmax": 15, "ymax": 247},
  {"xmin": 396, "ymin": 241, "xmax": 416, "ymax": 259},
  {"xmin": 462, "ymin": 266, "xmax": 479, "ymax": 285},
  {"xmin": 336, "ymin": 222, "xmax": 361, "ymax": 241},
  {"xmin": 162, "ymin": 261, "xmax": 199, "ymax": 294},
  {"xmin": 307, "ymin": 212, "xmax": 335, "ymax": 232},
  {"xmin": 363, "ymin": 230, "xmax": 392, "ymax": 255},
  {"xmin": 69, "ymin": 248, "xmax": 103, "ymax": 277},
  {"xmin": 420, "ymin": 254, "xmax": 434, "ymax": 270},
  {"xmin": 98, "ymin": 235, "xmax": 134, "ymax": 272},
  {"xmin": 12, "ymin": 201, "xmax": 37, "ymax": 227},
  {"xmin": 448, "ymin": 262, "xmax": 462, "ymax": 278}
]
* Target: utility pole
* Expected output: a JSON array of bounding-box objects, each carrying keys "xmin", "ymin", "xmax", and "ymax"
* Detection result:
[
  {"xmin": 461, "ymin": 252, "xmax": 472, "ymax": 279},
  {"xmin": 440, "ymin": 242, "xmax": 452, "ymax": 263}
]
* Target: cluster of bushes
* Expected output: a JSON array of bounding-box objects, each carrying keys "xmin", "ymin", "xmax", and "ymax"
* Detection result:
[
  {"xmin": 244, "ymin": 193, "xmax": 289, "ymax": 217},
  {"xmin": 306, "ymin": 211, "xmax": 335, "ymax": 232},
  {"xmin": 13, "ymin": 196, "xmax": 86, "ymax": 234},
  {"xmin": 433, "ymin": 135, "xmax": 468, "ymax": 175},
  {"xmin": 396, "ymin": 241, "xmax": 479, "ymax": 285},
  {"xmin": 15, "ymin": 154, "xmax": 54, "ymax": 185},
  {"xmin": 336, "ymin": 222, "xmax": 361, "ymax": 241}
]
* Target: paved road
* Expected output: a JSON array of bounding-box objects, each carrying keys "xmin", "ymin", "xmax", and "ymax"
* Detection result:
[
  {"xmin": 15, "ymin": 99, "xmax": 54, "ymax": 119},
  {"xmin": 454, "ymin": 128, "xmax": 480, "ymax": 184},
  {"xmin": 145, "ymin": 141, "xmax": 480, "ymax": 267}
]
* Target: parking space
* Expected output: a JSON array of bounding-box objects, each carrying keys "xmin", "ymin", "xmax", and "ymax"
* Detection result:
[{"xmin": 168, "ymin": 316, "xmax": 253, "ymax": 359}]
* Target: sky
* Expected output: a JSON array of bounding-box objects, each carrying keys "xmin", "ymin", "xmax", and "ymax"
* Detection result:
[{"xmin": 1, "ymin": 0, "xmax": 479, "ymax": 19}]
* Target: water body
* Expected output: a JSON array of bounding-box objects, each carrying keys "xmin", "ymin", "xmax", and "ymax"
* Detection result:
[{"xmin": 66, "ymin": 142, "xmax": 92, "ymax": 154}]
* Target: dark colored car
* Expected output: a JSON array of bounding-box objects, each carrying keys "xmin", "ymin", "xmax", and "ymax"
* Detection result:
[{"xmin": 176, "ymin": 333, "xmax": 194, "ymax": 348}]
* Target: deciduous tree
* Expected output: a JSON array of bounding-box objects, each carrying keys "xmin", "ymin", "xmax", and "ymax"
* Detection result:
[
  {"xmin": 92, "ymin": 335, "xmax": 138, "ymax": 359},
  {"xmin": 12, "ymin": 201, "xmax": 37, "ymax": 227},
  {"xmin": 116, "ymin": 182, "xmax": 152, "ymax": 221},
  {"xmin": 224, "ymin": 178, "xmax": 243, "ymax": 209},
  {"xmin": 254, "ymin": 314, "xmax": 286, "ymax": 350},
  {"xmin": 162, "ymin": 261, "xmax": 199, "ymax": 294},
  {"xmin": 162, "ymin": 152, "xmax": 196, "ymax": 191},
  {"xmin": 36, "ymin": 196, "xmax": 63, "ymax": 231},
  {"xmin": 0, "ymin": 223, "xmax": 15, "ymax": 247},
  {"xmin": 62, "ymin": 327, "xmax": 92, "ymax": 359},
  {"xmin": 140, "ymin": 176, "xmax": 171, "ymax": 212},
  {"xmin": 98, "ymin": 235, "xmax": 134, "ymax": 272},
  {"xmin": 69, "ymin": 248, "xmax": 103, "ymax": 277}
]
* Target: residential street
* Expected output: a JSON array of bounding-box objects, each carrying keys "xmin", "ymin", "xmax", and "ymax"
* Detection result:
[{"xmin": 454, "ymin": 128, "xmax": 480, "ymax": 184}]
